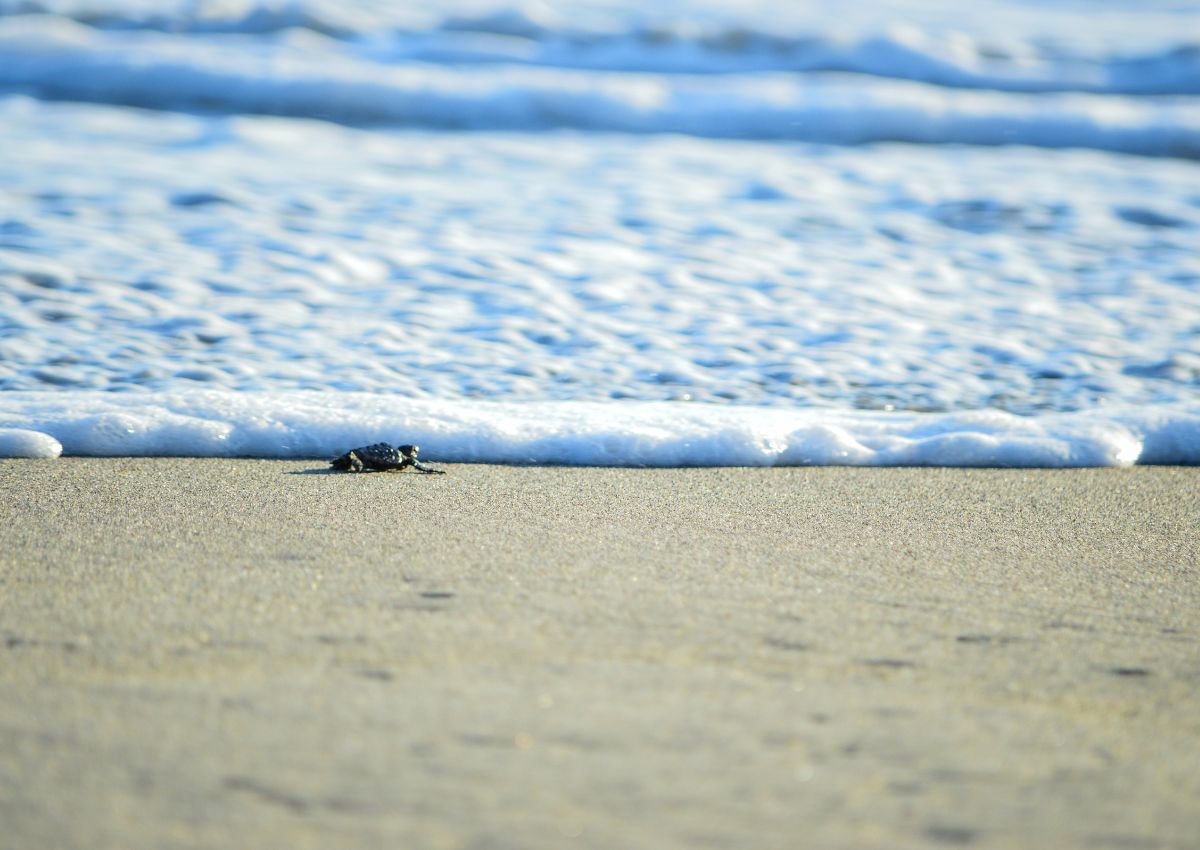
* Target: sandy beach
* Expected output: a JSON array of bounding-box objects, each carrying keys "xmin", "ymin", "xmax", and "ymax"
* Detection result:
[{"xmin": 1, "ymin": 458, "xmax": 1197, "ymax": 850}]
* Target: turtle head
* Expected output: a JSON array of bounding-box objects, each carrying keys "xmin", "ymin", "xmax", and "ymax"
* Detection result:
[{"xmin": 398, "ymin": 444, "xmax": 418, "ymax": 458}]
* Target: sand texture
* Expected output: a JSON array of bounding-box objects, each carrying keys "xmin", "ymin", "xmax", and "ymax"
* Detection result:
[{"xmin": 1, "ymin": 459, "xmax": 1198, "ymax": 849}]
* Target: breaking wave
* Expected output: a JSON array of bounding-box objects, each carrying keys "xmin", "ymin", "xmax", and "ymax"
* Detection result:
[{"xmin": 1, "ymin": 12, "xmax": 1199, "ymax": 156}]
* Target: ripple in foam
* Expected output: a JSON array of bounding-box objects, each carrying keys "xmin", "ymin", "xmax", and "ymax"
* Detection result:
[{"xmin": 1, "ymin": 391, "xmax": 1196, "ymax": 467}]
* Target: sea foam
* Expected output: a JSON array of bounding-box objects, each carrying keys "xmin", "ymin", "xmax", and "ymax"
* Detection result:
[
  {"xmin": 0, "ymin": 427, "xmax": 62, "ymax": 458},
  {"xmin": 3, "ymin": 102, "xmax": 1199, "ymax": 417},
  {"xmin": 1, "ymin": 391, "xmax": 1197, "ymax": 467}
]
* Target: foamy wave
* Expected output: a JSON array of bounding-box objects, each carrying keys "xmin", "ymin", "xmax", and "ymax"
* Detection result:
[
  {"xmin": 2, "ymin": 17, "xmax": 1198, "ymax": 156},
  {"xmin": 385, "ymin": 23, "xmax": 1200, "ymax": 97},
  {"xmin": 2, "ymin": 3, "xmax": 1198, "ymax": 96},
  {"xmin": 1, "ymin": 391, "xmax": 1196, "ymax": 467}
]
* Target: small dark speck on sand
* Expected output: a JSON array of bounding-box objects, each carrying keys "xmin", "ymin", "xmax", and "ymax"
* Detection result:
[
  {"xmin": 223, "ymin": 776, "xmax": 308, "ymax": 813},
  {"xmin": 926, "ymin": 825, "xmax": 978, "ymax": 845},
  {"xmin": 860, "ymin": 658, "xmax": 917, "ymax": 669},
  {"xmin": 1109, "ymin": 667, "xmax": 1151, "ymax": 677},
  {"xmin": 763, "ymin": 637, "xmax": 811, "ymax": 652},
  {"xmin": 356, "ymin": 669, "xmax": 394, "ymax": 681},
  {"xmin": 956, "ymin": 634, "xmax": 1019, "ymax": 645}
]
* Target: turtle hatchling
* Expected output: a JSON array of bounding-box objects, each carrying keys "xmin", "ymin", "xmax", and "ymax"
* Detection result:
[{"xmin": 330, "ymin": 442, "xmax": 445, "ymax": 474}]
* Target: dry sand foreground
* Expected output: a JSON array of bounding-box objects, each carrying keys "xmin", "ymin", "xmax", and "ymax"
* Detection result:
[{"xmin": 1, "ymin": 459, "xmax": 1197, "ymax": 850}]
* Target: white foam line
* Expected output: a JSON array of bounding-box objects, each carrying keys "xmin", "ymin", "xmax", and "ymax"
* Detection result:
[{"xmin": 1, "ymin": 391, "xmax": 1197, "ymax": 466}]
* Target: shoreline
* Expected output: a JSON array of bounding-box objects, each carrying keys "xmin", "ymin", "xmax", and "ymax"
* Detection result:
[{"xmin": 2, "ymin": 460, "xmax": 1198, "ymax": 849}]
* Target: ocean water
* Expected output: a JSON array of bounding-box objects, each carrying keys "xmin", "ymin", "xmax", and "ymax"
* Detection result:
[{"xmin": 1, "ymin": 0, "xmax": 1198, "ymax": 465}]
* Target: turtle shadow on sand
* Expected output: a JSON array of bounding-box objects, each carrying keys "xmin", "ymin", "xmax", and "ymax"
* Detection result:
[{"xmin": 286, "ymin": 466, "xmax": 447, "ymax": 476}]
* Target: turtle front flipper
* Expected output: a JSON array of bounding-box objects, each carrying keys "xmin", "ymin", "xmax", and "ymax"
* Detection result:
[
  {"xmin": 330, "ymin": 451, "xmax": 365, "ymax": 472},
  {"xmin": 397, "ymin": 444, "xmax": 444, "ymax": 474}
]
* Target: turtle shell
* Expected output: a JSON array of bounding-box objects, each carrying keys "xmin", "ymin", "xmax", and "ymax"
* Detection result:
[{"xmin": 354, "ymin": 442, "xmax": 405, "ymax": 468}]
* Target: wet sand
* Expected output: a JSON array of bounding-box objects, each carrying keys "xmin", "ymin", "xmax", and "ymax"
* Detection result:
[{"xmin": 1, "ymin": 459, "xmax": 1197, "ymax": 850}]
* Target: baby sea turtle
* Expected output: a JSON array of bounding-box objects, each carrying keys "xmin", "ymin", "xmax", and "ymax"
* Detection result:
[{"xmin": 330, "ymin": 442, "xmax": 445, "ymax": 474}]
